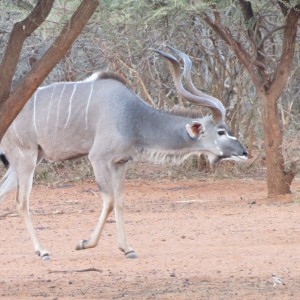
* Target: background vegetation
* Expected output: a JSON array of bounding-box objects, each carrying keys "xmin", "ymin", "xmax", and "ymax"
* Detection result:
[{"xmin": 0, "ymin": 0, "xmax": 299, "ymax": 186}]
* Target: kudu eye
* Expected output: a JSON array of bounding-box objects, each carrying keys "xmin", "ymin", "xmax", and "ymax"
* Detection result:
[{"xmin": 218, "ymin": 130, "xmax": 226, "ymax": 136}]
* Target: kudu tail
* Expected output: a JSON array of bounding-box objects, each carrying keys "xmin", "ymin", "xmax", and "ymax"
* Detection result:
[
  {"xmin": 0, "ymin": 151, "xmax": 17, "ymax": 203},
  {"xmin": 0, "ymin": 153, "xmax": 9, "ymax": 169}
]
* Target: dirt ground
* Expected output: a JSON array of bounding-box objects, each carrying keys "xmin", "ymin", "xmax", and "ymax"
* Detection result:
[{"xmin": 0, "ymin": 176, "xmax": 300, "ymax": 299}]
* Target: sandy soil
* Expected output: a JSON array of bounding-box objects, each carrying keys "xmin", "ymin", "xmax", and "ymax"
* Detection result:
[{"xmin": 0, "ymin": 177, "xmax": 300, "ymax": 299}]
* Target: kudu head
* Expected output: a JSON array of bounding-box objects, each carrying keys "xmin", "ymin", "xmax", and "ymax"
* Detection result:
[{"xmin": 154, "ymin": 47, "xmax": 248, "ymax": 164}]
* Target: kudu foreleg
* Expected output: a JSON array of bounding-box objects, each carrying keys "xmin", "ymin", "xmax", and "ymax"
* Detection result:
[
  {"xmin": 114, "ymin": 195, "xmax": 137, "ymax": 258},
  {"xmin": 76, "ymin": 191, "xmax": 114, "ymax": 250},
  {"xmin": 76, "ymin": 159, "xmax": 136, "ymax": 258}
]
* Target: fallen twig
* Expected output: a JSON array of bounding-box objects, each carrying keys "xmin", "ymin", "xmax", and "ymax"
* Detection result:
[
  {"xmin": 0, "ymin": 212, "xmax": 18, "ymax": 219},
  {"xmin": 48, "ymin": 268, "xmax": 102, "ymax": 274}
]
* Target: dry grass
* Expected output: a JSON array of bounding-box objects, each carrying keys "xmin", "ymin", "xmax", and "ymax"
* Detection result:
[
  {"xmin": 28, "ymin": 154, "xmax": 266, "ymax": 185},
  {"xmin": 0, "ymin": 154, "xmax": 266, "ymax": 186}
]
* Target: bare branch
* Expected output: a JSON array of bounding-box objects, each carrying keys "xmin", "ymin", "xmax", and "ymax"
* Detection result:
[
  {"xmin": 13, "ymin": 0, "xmax": 34, "ymax": 11},
  {"xmin": 238, "ymin": 0, "xmax": 255, "ymax": 32},
  {"xmin": 257, "ymin": 25, "xmax": 285, "ymax": 50},
  {"xmin": 278, "ymin": 0, "xmax": 300, "ymax": 16},
  {"xmin": 0, "ymin": 0, "xmax": 55, "ymax": 103},
  {"xmin": 269, "ymin": 9, "xmax": 300, "ymax": 98},
  {"xmin": 115, "ymin": 56, "xmax": 157, "ymax": 107},
  {"xmin": 201, "ymin": 13, "xmax": 264, "ymax": 93}
]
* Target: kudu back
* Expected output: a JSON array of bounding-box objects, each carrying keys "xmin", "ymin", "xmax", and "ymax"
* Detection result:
[{"xmin": 0, "ymin": 48, "xmax": 247, "ymax": 259}]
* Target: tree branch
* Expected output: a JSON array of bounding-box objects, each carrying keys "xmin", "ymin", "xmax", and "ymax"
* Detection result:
[
  {"xmin": 278, "ymin": 0, "xmax": 289, "ymax": 15},
  {"xmin": 238, "ymin": 0, "xmax": 266, "ymax": 80},
  {"xmin": 257, "ymin": 25, "xmax": 285, "ymax": 50},
  {"xmin": 0, "ymin": 0, "xmax": 99, "ymax": 140},
  {"xmin": 0, "ymin": 0, "xmax": 55, "ymax": 103},
  {"xmin": 14, "ymin": 0, "xmax": 34, "ymax": 11},
  {"xmin": 269, "ymin": 9, "xmax": 300, "ymax": 98},
  {"xmin": 201, "ymin": 13, "xmax": 264, "ymax": 94},
  {"xmin": 278, "ymin": 0, "xmax": 300, "ymax": 16},
  {"xmin": 238, "ymin": 0, "xmax": 254, "ymax": 31}
]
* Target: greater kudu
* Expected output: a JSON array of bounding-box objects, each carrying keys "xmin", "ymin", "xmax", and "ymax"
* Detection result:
[{"xmin": 0, "ymin": 48, "xmax": 247, "ymax": 260}]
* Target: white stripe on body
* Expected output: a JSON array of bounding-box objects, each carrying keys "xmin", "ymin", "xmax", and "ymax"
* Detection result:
[
  {"xmin": 13, "ymin": 120, "xmax": 25, "ymax": 158},
  {"xmin": 85, "ymin": 81, "xmax": 94, "ymax": 130},
  {"xmin": 55, "ymin": 83, "xmax": 67, "ymax": 133},
  {"xmin": 13, "ymin": 121, "xmax": 24, "ymax": 148},
  {"xmin": 16, "ymin": 146, "xmax": 24, "ymax": 158},
  {"xmin": 64, "ymin": 83, "xmax": 77, "ymax": 129},
  {"xmin": 46, "ymin": 84, "xmax": 57, "ymax": 135},
  {"xmin": 33, "ymin": 90, "xmax": 39, "ymax": 136}
]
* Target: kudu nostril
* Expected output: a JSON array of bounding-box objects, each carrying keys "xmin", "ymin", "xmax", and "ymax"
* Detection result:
[{"xmin": 243, "ymin": 151, "xmax": 248, "ymax": 157}]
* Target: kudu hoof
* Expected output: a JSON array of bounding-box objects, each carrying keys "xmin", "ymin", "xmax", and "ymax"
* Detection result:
[
  {"xmin": 76, "ymin": 239, "xmax": 89, "ymax": 250},
  {"xmin": 41, "ymin": 254, "xmax": 51, "ymax": 261},
  {"xmin": 36, "ymin": 251, "xmax": 50, "ymax": 261},
  {"xmin": 125, "ymin": 250, "xmax": 138, "ymax": 259}
]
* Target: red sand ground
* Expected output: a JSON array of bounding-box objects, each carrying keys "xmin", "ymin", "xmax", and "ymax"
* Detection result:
[{"xmin": 0, "ymin": 177, "xmax": 300, "ymax": 299}]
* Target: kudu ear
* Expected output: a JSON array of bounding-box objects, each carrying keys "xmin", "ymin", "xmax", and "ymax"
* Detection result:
[{"xmin": 186, "ymin": 121, "xmax": 204, "ymax": 140}]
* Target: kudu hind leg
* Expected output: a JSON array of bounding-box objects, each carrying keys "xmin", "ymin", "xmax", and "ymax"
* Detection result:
[{"xmin": 15, "ymin": 161, "xmax": 50, "ymax": 260}]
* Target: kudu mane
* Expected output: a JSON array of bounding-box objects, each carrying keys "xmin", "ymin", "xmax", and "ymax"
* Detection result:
[
  {"xmin": 97, "ymin": 71, "xmax": 128, "ymax": 86},
  {"xmin": 94, "ymin": 72, "xmax": 205, "ymax": 120}
]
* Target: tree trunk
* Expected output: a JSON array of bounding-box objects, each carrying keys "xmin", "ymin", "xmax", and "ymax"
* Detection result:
[
  {"xmin": 262, "ymin": 93, "xmax": 294, "ymax": 195},
  {"xmin": 202, "ymin": 5, "xmax": 300, "ymax": 197}
]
